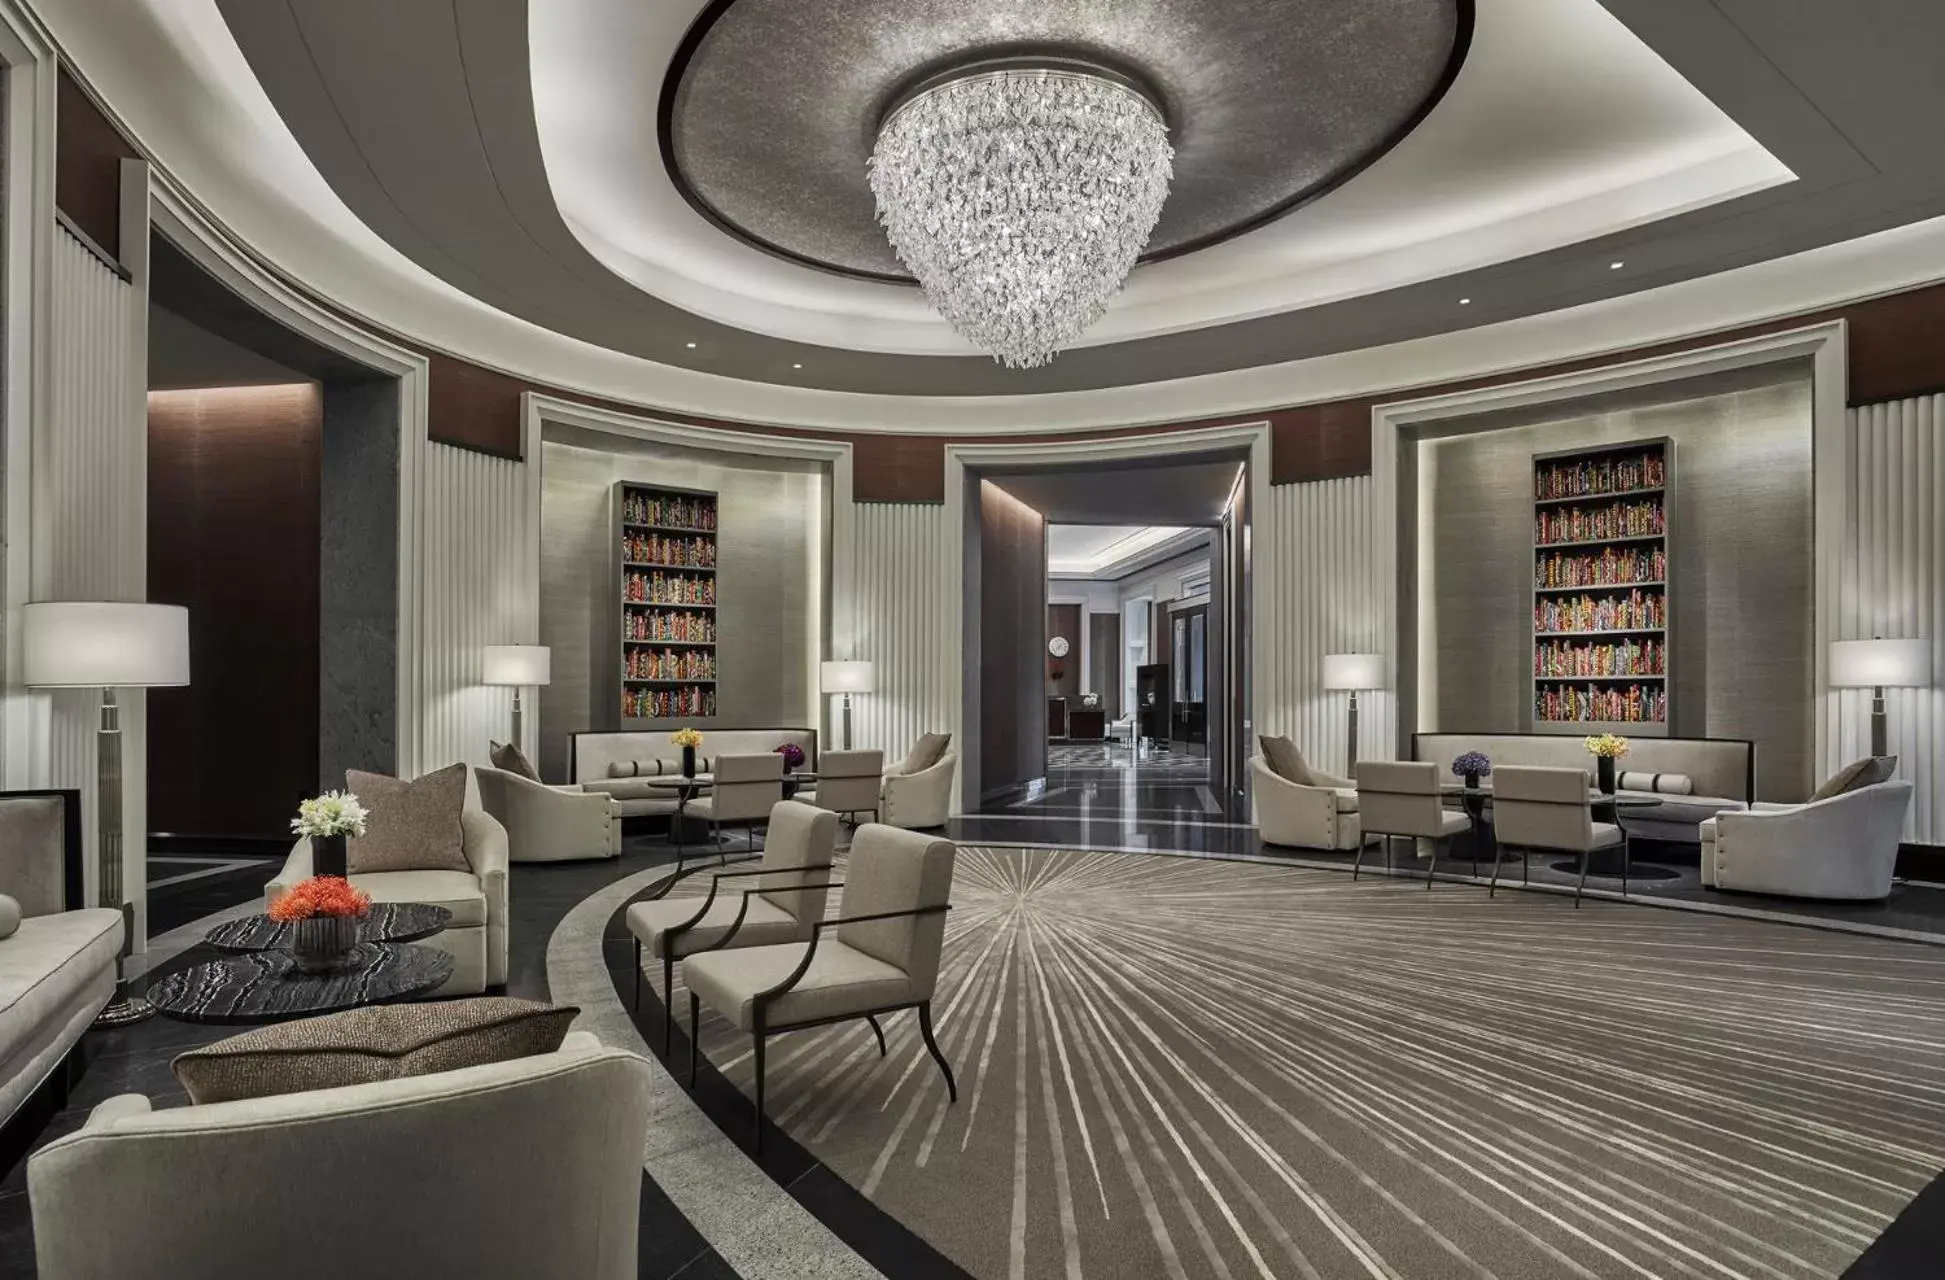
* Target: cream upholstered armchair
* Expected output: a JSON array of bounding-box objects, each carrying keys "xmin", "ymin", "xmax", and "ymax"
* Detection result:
[
  {"xmin": 476, "ymin": 766, "xmax": 621, "ymax": 862},
  {"xmin": 1489, "ymin": 765, "xmax": 1625, "ymax": 906},
  {"xmin": 268, "ymin": 768, "xmax": 508, "ymax": 995},
  {"xmin": 683, "ymin": 823, "xmax": 957, "ymax": 1152},
  {"xmin": 882, "ymin": 741, "xmax": 956, "ymax": 829},
  {"xmin": 27, "ymin": 1034, "xmax": 650, "ymax": 1279},
  {"xmin": 803, "ymin": 749, "xmax": 884, "ymax": 824},
  {"xmin": 1701, "ymin": 781, "xmax": 1912, "ymax": 899},
  {"xmin": 626, "ymin": 801, "xmax": 839, "ymax": 1055},
  {"xmin": 1252, "ymin": 737, "xmax": 1360, "ymax": 850},
  {"xmin": 1354, "ymin": 760, "xmax": 1469, "ymax": 884}
]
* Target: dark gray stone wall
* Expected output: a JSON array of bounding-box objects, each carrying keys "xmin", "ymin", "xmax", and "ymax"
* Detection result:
[{"xmin": 319, "ymin": 378, "xmax": 399, "ymax": 785}]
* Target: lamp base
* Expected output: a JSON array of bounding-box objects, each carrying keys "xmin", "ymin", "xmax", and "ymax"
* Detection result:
[{"xmin": 95, "ymin": 989, "xmax": 154, "ymax": 1027}]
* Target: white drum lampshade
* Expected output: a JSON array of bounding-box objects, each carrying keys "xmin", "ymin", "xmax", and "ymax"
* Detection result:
[
  {"xmin": 1828, "ymin": 638, "xmax": 1931, "ymax": 689},
  {"xmin": 482, "ymin": 645, "xmax": 552, "ymax": 687},
  {"xmin": 1322, "ymin": 653, "xmax": 1384, "ymax": 691},
  {"xmin": 821, "ymin": 660, "xmax": 875, "ymax": 694},
  {"xmin": 22, "ymin": 602, "xmax": 190, "ymax": 688}
]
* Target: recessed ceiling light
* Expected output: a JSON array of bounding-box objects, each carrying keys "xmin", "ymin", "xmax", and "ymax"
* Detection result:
[
  {"xmin": 1610, "ymin": 261, "xmax": 1624, "ymax": 270},
  {"xmin": 1459, "ymin": 297, "xmax": 1471, "ymax": 306},
  {"xmin": 685, "ymin": 341, "xmax": 697, "ymax": 349},
  {"xmin": 792, "ymin": 363, "xmax": 803, "ymax": 369}
]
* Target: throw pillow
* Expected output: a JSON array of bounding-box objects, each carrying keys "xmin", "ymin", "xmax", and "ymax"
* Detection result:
[
  {"xmin": 489, "ymin": 739, "xmax": 541, "ymax": 783},
  {"xmin": 0, "ymin": 894, "xmax": 18, "ymax": 940},
  {"xmin": 901, "ymin": 733, "xmax": 951, "ymax": 775},
  {"xmin": 346, "ymin": 763, "xmax": 470, "ymax": 874},
  {"xmin": 170, "ymin": 998, "xmax": 579, "ymax": 1105},
  {"xmin": 1619, "ymin": 771, "xmax": 1694, "ymax": 795},
  {"xmin": 1258, "ymin": 735, "xmax": 1310, "ymax": 785},
  {"xmin": 1808, "ymin": 756, "xmax": 1899, "ymax": 804}
]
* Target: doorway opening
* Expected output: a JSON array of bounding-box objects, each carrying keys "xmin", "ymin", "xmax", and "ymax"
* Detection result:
[{"xmin": 963, "ymin": 454, "xmax": 1250, "ymax": 820}]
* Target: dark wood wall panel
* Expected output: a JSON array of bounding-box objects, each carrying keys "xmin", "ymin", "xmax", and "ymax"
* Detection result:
[
  {"xmin": 56, "ymin": 65, "xmax": 137, "ymax": 262},
  {"xmin": 978, "ymin": 481, "xmax": 1046, "ymax": 797},
  {"xmin": 1089, "ymin": 612, "xmax": 1122, "ymax": 719},
  {"xmin": 148, "ymin": 384, "xmax": 323, "ymax": 838}
]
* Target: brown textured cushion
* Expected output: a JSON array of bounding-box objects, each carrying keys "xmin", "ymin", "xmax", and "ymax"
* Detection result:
[
  {"xmin": 170, "ymin": 998, "xmax": 579, "ymax": 1105},
  {"xmin": 489, "ymin": 739, "xmax": 541, "ymax": 783},
  {"xmin": 346, "ymin": 764, "xmax": 469, "ymax": 873},
  {"xmin": 1808, "ymin": 756, "xmax": 1898, "ymax": 803},
  {"xmin": 901, "ymin": 733, "xmax": 951, "ymax": 775},
  {"xmin": 1259, "ymin": 735, "xmax": 1310, "ymax": 785}
]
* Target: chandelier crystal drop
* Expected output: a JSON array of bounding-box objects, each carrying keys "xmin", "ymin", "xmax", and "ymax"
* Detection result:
[{"xmin": 868, "ymin": 66, "xmax": 1174, "ymax": 370}]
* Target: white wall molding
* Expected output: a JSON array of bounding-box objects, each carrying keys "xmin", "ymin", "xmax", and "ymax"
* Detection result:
[{"xmin": 1369, "ymin": 320, "xmax": 1850, "ymax": 781}]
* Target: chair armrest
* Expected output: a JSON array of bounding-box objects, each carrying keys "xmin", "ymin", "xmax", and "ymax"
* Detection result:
[
  {"xmin": 1305, "ymin": 766, "xmax": 1355, "ymax": 791},
  {"xmin": 83, "ymin": 1094, "xmax": 152, "ymax": 1131},
  {"xmin": 265, "ymin": 836, "xmax": 313, "ymax": 909},
  {"xmin": 1250, "ymin": 758, "xmax": 1344, "ymax": 848},
  {"xmin": 463, "ymin": 807, "xmax": 510, "ymax": 904},
  {"xmin": 559, "ymin": 1031, "xmax": 603, "ymax": 1053},
  {"xmin": 489, "ymin": 772, "xmax": 620, "ymax": 859},
  {"xmin": 883, "ymin": 753, "xmax": 955, "ymax": 826}
]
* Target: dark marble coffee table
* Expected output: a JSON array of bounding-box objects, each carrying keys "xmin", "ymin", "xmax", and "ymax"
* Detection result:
[
  {"xmin": 147, "ymin": 943, "xmax": 455, "ymax": 1025},
  {"xmin": 206, "ymin": 902, "xmax": 452, "ymax": 953}
]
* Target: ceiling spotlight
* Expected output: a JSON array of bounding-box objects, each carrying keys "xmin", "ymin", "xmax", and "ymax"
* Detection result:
[
  {"xmin": 792, "ymin": 363, "xmax": 803, "ymax": 369},
  {"xmin": 685, "ymin": 342, "xmax": 697, "ymax": 349},
  {"xmin": 1459, "ymin": 297, "xmax": 1471, "ymax": 306},
  {"xmin": 1610, "ymin": 261, "xmax": 1624, "ymax": 270}
]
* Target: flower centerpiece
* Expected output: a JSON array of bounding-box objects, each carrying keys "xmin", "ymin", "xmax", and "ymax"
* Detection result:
[
  {"xmin": 1583, "ymin": 733, "xmax": 1631, "ymax": 795},
  {"xmin": 671, "ymin": 727, "xmax": 705, "ymax": 778},
  {"xmin": 291, "ymin": 790, "xmax": 368, "ymax": 879},
  {"xmin": 268, "ymin": 875, "xmax": 372, "ymax": 972},
  {"xmin": 774, "ymin": 742, "xmax": 806, "ymax": 772},
  {"xmin": 1450, "ymin": 751, "xmax": 1492, "ymax": 790}
]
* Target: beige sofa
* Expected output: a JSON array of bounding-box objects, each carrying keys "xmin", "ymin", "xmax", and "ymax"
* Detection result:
[
  {"xmin": 28, "ymin": 1032, "xmax": 650, "ymax": 1279},
  {"xmin": 477, "ymin": 765, "xmax": 622, "ymax": 861},
  {"xmin": 1, "ymin": 791, "xmax": 122, "ymax": 1128},
  {"xmin": 1701, "ymin": 781, "xmax": 1912, "ymax": 899},
  {"xmin": 268, "ymin": 767, "xmax": 508, "ymax": 995},
  {"xmin": 571, "ymin": 727, "xmax": 817, "ymax": 817},
  {"xmin": 1411, "ymin": 733, "xmax": 1753, "ymax": 841}
]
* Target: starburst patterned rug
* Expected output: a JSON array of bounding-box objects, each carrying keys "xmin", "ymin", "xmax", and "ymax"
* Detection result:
[{"xmin": 689, "ymin": 846, "xmax": 1945, "ymax": 1280}]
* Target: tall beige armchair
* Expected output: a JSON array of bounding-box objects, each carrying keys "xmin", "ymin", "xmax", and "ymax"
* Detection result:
[
  {"xmin": 1354, "ymin": 761, "xmax": 1469, "ymax": 885},
  {"xmin": 28, "ymin": 1034, "xmax": 650, "ymax": 1279},
  {"xmin": 476, "ymin": 766, "xmax": 621, "ymax": 862},
  {"xmin": 690, "ymin": 753, "xmax": 785, "ymax": 850},
  {"xmin": 804, "ymin": 749, "xmax": 885, "ymax": 823},
  {"xmin": 1490, "ymin": 765, "xmax": 1626, "ymax": 906}
]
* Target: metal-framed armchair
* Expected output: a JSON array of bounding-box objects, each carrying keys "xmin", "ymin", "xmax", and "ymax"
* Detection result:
[
  {"xmin": 802, "ymin": 749, "xmax": 884, "ymax": 824},
  {"xmin": 625, "ymin": 801, "xmax": 839, "ymax": 1055},
  {"xmin": 1353, "ymin": 761, "xmax": 1469, "ymax": 885},
  {"xmin": 682, "ymin": 824, "xmax": 957, "ymax": 1152},
  {"xmin": 1490, "ymin": 765, "xmax": 1626, "ymax": 906},
  {"xmin": 688, "ymin": 753, "xmax": 784, "ymax": 853}
]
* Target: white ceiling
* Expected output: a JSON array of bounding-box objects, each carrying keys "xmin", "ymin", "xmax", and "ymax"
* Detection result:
[
  {"xmin": 532, "ymin": 0, "xmax": 1784, "ymax": 356},
  {"xmin": 1047, "ymin": 525, "xmax": 1208, "ymax": 580}
]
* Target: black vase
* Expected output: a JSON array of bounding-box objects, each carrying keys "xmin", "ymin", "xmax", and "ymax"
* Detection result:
[
  {"xmin": 682, "ymin": 745, "xmax": 697, "ymax": 778},
  {"xmin": 1463, "ymin": 771, "xmax": 1480, "ymax": 791},
  {"xmin": 312, "ymin": 833, "xmax": 348, "ymax": 878},
  {"xmin": 1595, "ymin": 755, "xmax": 1617, "ymax": 795}
]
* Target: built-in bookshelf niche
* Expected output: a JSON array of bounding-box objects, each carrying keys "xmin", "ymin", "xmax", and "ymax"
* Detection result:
[
  {"xmin": 616, "ymin": 481, "xmax": 718, "ymax": 723},
  {"xmin": 1531, "ymin": 438, "xmax": 1671, "ymax": 737}
]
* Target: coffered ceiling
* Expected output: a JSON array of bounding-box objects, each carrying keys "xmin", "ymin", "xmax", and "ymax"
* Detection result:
[{"xmin": 76, "ymin": 0, "xmax": 1945, "ymax": 401}]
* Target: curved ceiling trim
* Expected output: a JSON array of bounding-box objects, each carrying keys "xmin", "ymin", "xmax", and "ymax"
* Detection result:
[
  {"xmin": 36, "ymin": 0, "xmax": 1945, "ymax": 435},
  {"xmin": 655, "ymin": 0, "xmax": 1475, "ymax": 284}
]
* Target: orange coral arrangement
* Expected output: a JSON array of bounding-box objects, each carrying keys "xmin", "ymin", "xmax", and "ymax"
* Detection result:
[{"xmin": 267, "ymin": 875, "xmax": 372, "ymax": 923}]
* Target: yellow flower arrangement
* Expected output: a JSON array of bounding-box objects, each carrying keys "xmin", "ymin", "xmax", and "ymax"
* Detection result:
[
  {"xmin": 1583, "ymin": 733, "xmax": 1631, "ymax": 759},
  {"xmin": 669, "ymin": 727, "xmax": 705, "ymax": 749}
]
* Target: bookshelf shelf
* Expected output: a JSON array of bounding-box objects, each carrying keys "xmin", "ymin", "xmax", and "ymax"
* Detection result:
[
  {"xmin": 616, "ymin": 481, "xmax": 720, "ymax": 722},
  {"xmin": 1532, "ymin": 439, "xmax": 1671, "ymax": 735}
]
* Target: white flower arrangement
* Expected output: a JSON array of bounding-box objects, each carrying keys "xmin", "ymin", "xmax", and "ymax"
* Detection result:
[{"xmin": 291, "ymin": 790, "xmax": 370, "ymax": 839}]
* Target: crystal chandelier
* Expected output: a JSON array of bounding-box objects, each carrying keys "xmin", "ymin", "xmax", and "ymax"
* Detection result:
[{"xmin": 868, "ymin": 60, "xmax": 1174, "ymax": 370}]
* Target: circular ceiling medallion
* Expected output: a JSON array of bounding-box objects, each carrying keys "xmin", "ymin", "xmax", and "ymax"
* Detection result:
[{"xmin": 661, "ymin": 0, "xmax": 1472, "ymax": 284}]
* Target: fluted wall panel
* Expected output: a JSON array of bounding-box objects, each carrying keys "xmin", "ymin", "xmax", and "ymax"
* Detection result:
[
  {"xmin": 844, "ymin": 502, "xmax": 957, "ymax": 761},
  {"xmin": 415, "ymin": 442, "xmax": 531, "ymax": 771},
  {"xmin": 1837, "ymin": 399, "xmax": 1943, "ymax": 843},
  {"xmin": 42, "ymin": 228, "xmax": 144, "ymax": 914},
  {"xmin": 1253, "ymin": 475, "xmax": 1389, "ymax": 778}
]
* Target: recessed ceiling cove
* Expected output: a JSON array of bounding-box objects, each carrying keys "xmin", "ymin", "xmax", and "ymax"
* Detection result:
[{"xmin": 662, "ymin": 0, "xmax": 1471, "ymax": 283}]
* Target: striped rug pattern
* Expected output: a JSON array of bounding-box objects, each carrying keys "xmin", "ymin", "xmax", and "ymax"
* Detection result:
[{"xmin": 693, "ymin": 846, "xmax": 1945, "ymax": 1279}]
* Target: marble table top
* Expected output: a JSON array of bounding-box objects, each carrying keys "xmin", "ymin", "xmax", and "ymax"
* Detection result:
[
  {"xmin": 147, "ymin": 943, "xmax": 454, "ymax": 1025},
  {"xmin": 206, "ymin": 902, "xmax": 453, "ymax": 953}
]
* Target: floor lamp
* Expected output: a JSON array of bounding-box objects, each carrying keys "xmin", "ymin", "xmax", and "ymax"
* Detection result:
[
  {"xmin": 483, "ymin": 644, "xmax": 552, "ymax": 758},
  {"xmin": 1829, "ymin": 638, "xmax": 1932, "ymax": 757},
  {"xmin": 23, "ymin": 602, "xmax": 191, "ymax": 1027},
  {"xmin": 821, "ymin": 660, "xmax": 874, "ymax": 750},
  {"xmin": 1322, "ymin": 653, "xmax": 1384, "ymax": 771}
]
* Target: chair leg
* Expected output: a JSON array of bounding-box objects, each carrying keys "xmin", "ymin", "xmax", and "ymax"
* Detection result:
[
  {"xmin": 1622, "ymin": 837, "xmax": 1631, "ymax": 897},
  {"xmin": 753, "ymin": 1031, "xmax": 767, "ymax": 1154},
  {"xmin": 1489, "ymin": 841, "xmax": 1506, "ymax": 898},
  {"xmin": 866, "ymin": 1013, "xmax": 887, "ymax": 1057},
  {"xmin": 1575, "ymin": 848, "xmax": 1590, "ymax": 908},
  {"xmin": 1352, "ymin": 836, "xmax": 1366, "ymax": 881},
  {"xmin": 1426, "ymin": 836, "xmax": 1440, "ymax": 889},
  {"xmin": 918, "ymin": 1001, "xmax": 958, "ymax": 1102},
  {"xmin": 1384, "ymin": 835, "xmax": 1393, "ymax": 875},
  {"xmin": 1522, "ymin": 850, "xmax": 1529, "ymax": 885},
  {"xmin": 687, "ymin": 992, "xmax": 700, "ymax": 1088},
  {"xmin": 663, "ymin": 954, "xmax": 676, "ymax": 1057},
  {"xmin": 633, "ymin": 940, "xmax": 642, "ymax": 1011}
]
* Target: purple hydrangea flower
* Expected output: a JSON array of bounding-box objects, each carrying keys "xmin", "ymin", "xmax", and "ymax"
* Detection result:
[{"xmin": 1451, "ymin": 751, "xmax": 1493, "ymax": 778}]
